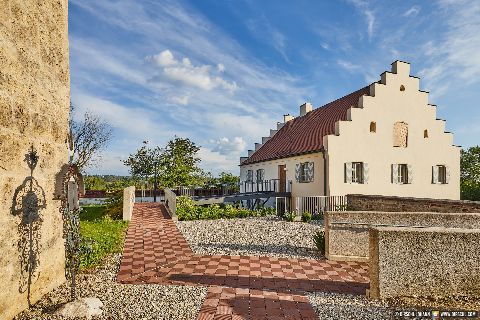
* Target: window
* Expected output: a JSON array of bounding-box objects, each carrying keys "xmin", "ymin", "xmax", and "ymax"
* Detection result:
[
  {"xmin": 370, "ymin": 121, "xmax": 376, "ymax": 133},
  {"xmin": 393, "ymin": 122, "xmax": 408, "ymax": 147},
  {"xmin": 398, "ymin": 164, "xmax": 408, "ymax": 184},
  {"xmin": 400, "ymin": 85, "xmax": 405, "ymax": 91},
  {"xmin": 345, "ymin": 162, "xmax": 368, "ymax": 184},
  {"xmin": 432, "ymin": 165, "xmax": 449, "ymax": 184},
  {"xmin": 392, "ymin": 164, "xmax": 412, "ymax": 184},
  {"xmin": 246, "ymin": 170, "xmax": 253, "ymax": 182},
  {"xmin": 424, "ymin": 129, "xmax": 429, "ymax": 138},
  {"xmin": 256, "ymin": 169, "xmax": 265, "ymax": 182},
  {"xmin": 296, "ymin": 162, "xmax": 314, "ymax": 183}
]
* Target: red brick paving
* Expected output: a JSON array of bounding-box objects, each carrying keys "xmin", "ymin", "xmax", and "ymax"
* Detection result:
[{"xmin": 118, "ymin": 203, "xmax": 370, "ymax": 319}]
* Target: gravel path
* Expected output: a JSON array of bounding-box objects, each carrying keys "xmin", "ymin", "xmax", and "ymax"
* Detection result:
[
  {"xmin": 175, "ymin": 216, "xmax": 324, "ymax": 259},
  {"xmin": 15, "ymin": 254, "xmax": 207, "ymax": 320},
  {"xmin": 308, "ymin": 291, "xmax": 392, "ymax": 319}
]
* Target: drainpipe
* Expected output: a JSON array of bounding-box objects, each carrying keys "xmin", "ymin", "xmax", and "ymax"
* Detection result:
[{"xmin": 322, "ymin": 149, "xmax": 328, "ymax": 196}]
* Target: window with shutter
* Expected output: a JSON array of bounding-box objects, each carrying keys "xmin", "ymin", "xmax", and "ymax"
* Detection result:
[
  {"xmin": 256, "ymin": 169, "xmax": 264, "ymax": 182},
  {"xmin": 295, "ymin": 164, "xmax": 300, "ymax": 182},
  {"xmin": 298, "ymin": 162, "xmax": 314, "ymax": 183},
  {"xmin": 306, "ymin": 162, "xmax": 314, "ymax": 182},
  {"xmin": 436, "ymin": 165, "xmax": 447, "ymax": 184},
  {"xmin": 363, "ymin": 163, "xmax": 369, "ymax": 184},
  {"xmin": 445, "ymin": 166, "xmax": 450, "ymax": 184},
  {"xmin": 396, "ymin": 164, "xmax": 408, "ymax": 184},
  {"xmin": 344, "ymin": 162, "xmax": 352, "ymax": 183},
  {"xmin": 407, "ymin": 164, "xmax": 413, "ymax": 184},
  {"xmin": 246, "ymin": 170, "xmax": 253, "ymax": 182},
  {"xmin": 351, "ymin": 162, "xmax": 364, "ymax": 183},
  {"xmin": 391, "ymin": 164, "xmax": 399, "ymax": 184},
  {"xmin": 432, "ymin": 166, "xmax": 439, "ymax": 184}
]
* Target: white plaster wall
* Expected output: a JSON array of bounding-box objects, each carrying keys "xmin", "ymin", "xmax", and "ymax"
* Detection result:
[{"xmin": 324, "ymin": 61, "xmax": 460, "ymax": 199}]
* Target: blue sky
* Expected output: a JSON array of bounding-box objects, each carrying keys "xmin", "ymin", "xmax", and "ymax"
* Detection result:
[{"xmin": 69, "ymin": 0, "xmax": 480, "ymax": 176}]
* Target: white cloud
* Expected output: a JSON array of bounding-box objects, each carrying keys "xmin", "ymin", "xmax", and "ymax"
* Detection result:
[
  {"xmin": 347, "ymin": 0, "xmax": 376, "ymax": 40},
  {"xmin": 403, "ymin": 5, "xmax": 421, "ymax": 17},
  {"xmin": 217, "ymin": 63, "xmax": 225, "ymax": 72},
  {"xmin": 337, "ymin": 59, "xmax": 361, "ymax": 72},
  {"xmin": 169, "ymin": 95, "xmax": 190, "ymax": 105},
  {"xmin": 211, "ymin": 137, "xmax": 246, "ymax": 155},
  {"xmin": 147, "ymin": 49, "xmax": 237, "ymax": 92},
  {"xmin": 198, "ymin": 147, "xmax": 237, "ymax": 173}
]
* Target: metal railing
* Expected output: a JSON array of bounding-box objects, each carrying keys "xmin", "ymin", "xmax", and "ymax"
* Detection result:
[
  {"xmin": 294, "ymin": 196, "xmax": 347, "ymax": 214},
  {"xmin": 239, "ymin": 179, "xmax": 292, "ymax": 194}
]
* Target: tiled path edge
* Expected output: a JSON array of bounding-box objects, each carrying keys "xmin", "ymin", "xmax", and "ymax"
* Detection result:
[{"xmin": 117, "ymin": 203, "xmax": 370, "ymax": 320}]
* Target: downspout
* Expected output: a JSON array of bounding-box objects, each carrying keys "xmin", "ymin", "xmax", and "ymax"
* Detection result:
[{"xmin": 322, "ymin": 149, "xmax": 328, "ymax": 196}]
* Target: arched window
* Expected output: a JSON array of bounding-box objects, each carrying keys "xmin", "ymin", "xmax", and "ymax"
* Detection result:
[
  {"xmin": 424, "ymin": 129, "xmax": 429, "ymax": 138},
  {"xmin": 393, "ymin": 122, "xmax": 408, "ymax": 147},
  {"xmin": 370, "ymin": 121, "xmax": 376, "ymax": 133}
]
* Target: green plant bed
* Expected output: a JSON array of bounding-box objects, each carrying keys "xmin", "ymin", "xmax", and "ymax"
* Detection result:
[
  {"xmin": 176, "ymin": 196, "xmax": 276, "ymax": 221},
  {"xmin": 79, "ymin": 205, "xmax": 129, "ymax": 270}
]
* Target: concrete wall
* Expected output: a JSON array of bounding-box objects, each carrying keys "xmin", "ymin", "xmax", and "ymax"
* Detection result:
[
  {"xmin": 325, "ymin": 61, "xmax": 460, "ymax": 200},
  {"xmin": 369, "ymin": 226, "xmax": 480, "ymax": 300},
  {"xmin": 325, "ymin": 211, "xmax": 480, "ymax": 262},
  {"xmin": 240, "ymin": 152, "xmax": 325, "ymax": 198},
  {"xmin": 347, "ymin": 194, "xmax": 480, "ymax": 212},
  {"xmin": 0, "ymin": 1, "xmax": 70, "ymax": 319}
]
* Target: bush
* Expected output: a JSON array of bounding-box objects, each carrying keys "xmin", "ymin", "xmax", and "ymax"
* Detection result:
[
  {"xmin": 301, "ymin": 211, "xmax": 312, "ymax": 222},
  {"xmin": 313, "ymin": 230, "xmax": 325, "ymax": 255},
  {"xmin": 104, "ymin": 191, "xmax": 123, "ymax": 220},
  {"xmin": 284, "ymin": 211, "xmax": 296, "ymax": 222},
  {"xmin": 312, "ymin": 211, "xmax": 324, "ymax": 220},
  {"xmin": 176, "ymin": 196, "xmax": 276, "ymax": 221}
]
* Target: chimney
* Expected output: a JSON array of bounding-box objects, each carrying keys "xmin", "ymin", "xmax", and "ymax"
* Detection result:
[
  {"xmin": 270, "ymin": 129, "xmax": 278, "ymax": 137},
  {"xmin": 277, "ymin": 122, "xmax": 285, "ymax": 130},
  {"xmin": 283, "ymin": 114, "xmax": 294, "ymax": 122},
  {"xmin": 248, "ymin": 150, "xmax": 254, "ymax": 157},
  {"xmin": 240, "ymin": 156, "xmax": 248, "ymax": 164},
  {"xmin": 300, "ymin": 103, "xmax": 313, "ymax": 116},
  {"xmin": 255, "ymin": 143, "xmax": 262, "ymax": 151},
  {"xmin": 262, "ymin": 136, "xmax": 270, "ymax": 144}
]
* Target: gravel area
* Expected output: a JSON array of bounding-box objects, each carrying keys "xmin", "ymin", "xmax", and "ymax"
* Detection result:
[
  {"xmin": 176, "ymin": 216, "xmax": 324, "ymax": 259},
  {"xmin": 308, "ymin": 291, "xmax": 392, "ymax": 319},
  {"xmin": 15, "ymin": 254, "xmax": 207, "ymax": 320}
]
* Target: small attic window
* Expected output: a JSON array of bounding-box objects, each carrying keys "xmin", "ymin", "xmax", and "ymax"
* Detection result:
[
  {"xmin": 370, "ymin": 121, "xmax": 376, "ymax": 133},
  {"xmin": 424, "ymin": 129, "xmax": 429, "ymax": 138},
  {"xmin": 400, "ymin": 85, "xmax": 406, "ymax": 92}
]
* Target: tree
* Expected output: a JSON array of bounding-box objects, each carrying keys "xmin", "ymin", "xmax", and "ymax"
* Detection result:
[
  {"xmin": 461, "ymin": 146, "xmax": 480, "ymax": 200},
  {"xmin": 123, "ymin": 141, "xmax": 163, "ymax": 202},
  {"xmin": 160, "ymin": 137, "xmax": 202, "ymax": 188},
  {"xmin": 70, "ymin": 104, "xmax": 113, "ymax": 172},
  {"xmin": 217, "ymin": 172, "xmax": 240, "ymax": 192}
]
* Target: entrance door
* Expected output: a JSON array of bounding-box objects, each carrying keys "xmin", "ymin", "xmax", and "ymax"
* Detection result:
[{"xmin": 278, "ymin": 165, "xmax": 286, "ymax": 192}]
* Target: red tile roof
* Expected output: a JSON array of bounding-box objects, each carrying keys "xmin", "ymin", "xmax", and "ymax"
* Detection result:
[{"xmin": 241, "ymin": 86, "xmax": 371, "ymax": 165}]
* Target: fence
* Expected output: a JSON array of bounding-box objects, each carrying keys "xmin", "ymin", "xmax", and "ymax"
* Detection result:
[
  {"xmin": 164, "ymin": 188, "xmax": 177, "ymax": 218},
  {"xmin": 239, "ymin": 179, "xmax": 292, "ymax": 194},
  {"xmin": 293, "ymin": 196, "xmax": 347, "ymax": 215}
]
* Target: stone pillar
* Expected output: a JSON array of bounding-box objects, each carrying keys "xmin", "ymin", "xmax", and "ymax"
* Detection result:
[
  {"xmin": 123, "ymin": 186, "xmax": 135, "ymax": 221},
  {"xmin": 0, "ymin": 1, "xmax": 70, "ymax": 319}
]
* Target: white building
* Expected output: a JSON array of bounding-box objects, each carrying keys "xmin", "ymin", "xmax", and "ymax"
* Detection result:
[{"xmin": 239, "ymin": 61, "xmax": 460, "ymax": 202}]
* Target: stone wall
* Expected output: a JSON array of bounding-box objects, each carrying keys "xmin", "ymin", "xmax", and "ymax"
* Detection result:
[
  {"xmin": 325, "ymin": 211, "xmax": 480, "ymax": 262},
  {"xmin": 369, "ymin": 226, "xmax": 480, "ymax": 300},
  {"xmin": 0, "ymin": 1, "xmax": 70, "ymax": 319},
  {"xmin": 347, "ymin": 194, "xmax": 480, "ymax": 213}
]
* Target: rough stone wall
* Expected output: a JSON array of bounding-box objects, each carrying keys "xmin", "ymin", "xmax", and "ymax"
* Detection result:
[
  {"xmin": 369, "ymin": 226, "xmax": 480, "ymax": 300},
  {"xmin": 325, "ymin": 211, "xmax": 480, "ymax": 262},
  {"xmin": 0, "ymin": 1, "xmax": 69, "ymax": 319},
  {"xmin": 347, "ymin": 194, "xmax": 480, "ymax": 213}
]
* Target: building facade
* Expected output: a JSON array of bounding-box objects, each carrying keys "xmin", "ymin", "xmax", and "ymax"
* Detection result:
[{"xmin": 240, "ymin": 61, "xmax": 460, "ymax": 200}]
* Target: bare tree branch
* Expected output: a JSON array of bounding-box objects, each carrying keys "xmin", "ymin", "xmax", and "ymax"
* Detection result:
[{"xmin": 70, "ymin": 104, "xmax": 113, "ymax": 172}]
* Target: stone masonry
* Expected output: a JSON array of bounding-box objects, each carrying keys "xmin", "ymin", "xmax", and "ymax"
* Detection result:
[
  {"xmin": 0, "ymin": 1, "xmax": 70, "ymax": 319},
  {"xmin": 347, "ymin": 194, "xmax": 480, "ymax": 213}
]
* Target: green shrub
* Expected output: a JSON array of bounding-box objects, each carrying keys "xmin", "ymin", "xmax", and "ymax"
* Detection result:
[
  {"xmin": 104, "ymin": 191, "xmax": 123, "ymax": 220},
  {"xmin": 301, "ymin": 211, "xmax": 312, "ymax": 222},
  {"xmin": 284, "ymin": 211, "xmax": 296, "ymax": 222},
  {"xmin": 176, "ymin": 196, "xmax": 198, "ymax": 221},
  {"xmin": 313, "ymin": 230, "xmax": 325, "ymax": 255},
  {"xmin": 312, "ymin": 211, "xmax": 324, "ymax": 220}
]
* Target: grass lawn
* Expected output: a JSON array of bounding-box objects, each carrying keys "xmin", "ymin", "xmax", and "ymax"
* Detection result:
[{"xmin": 79, "ymin": 205, "xmax": 129, "ymax": 270}]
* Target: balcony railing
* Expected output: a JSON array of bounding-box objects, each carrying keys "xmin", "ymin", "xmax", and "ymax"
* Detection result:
[{"xmin": 239, "ymin": 179, "xmax": 292, "ymax": 194}]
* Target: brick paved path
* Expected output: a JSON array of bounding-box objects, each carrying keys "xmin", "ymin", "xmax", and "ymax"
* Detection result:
[{"xmin": 117, "ymin": 203, "xmax": 369, "ymax": 319}]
